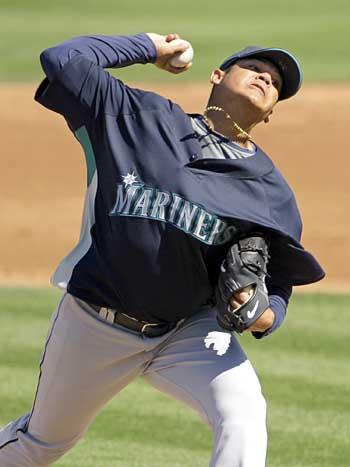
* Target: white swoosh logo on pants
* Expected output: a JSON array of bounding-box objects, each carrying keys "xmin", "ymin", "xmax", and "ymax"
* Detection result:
[{"xmin": 247, "ymin": 300, "xmax": 259, "ymax": 319}]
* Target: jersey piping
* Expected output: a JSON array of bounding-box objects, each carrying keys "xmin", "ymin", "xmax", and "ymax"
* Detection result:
[{"xmin": 51, "ymin": 126, "xmax": 97, "ymax": 289}]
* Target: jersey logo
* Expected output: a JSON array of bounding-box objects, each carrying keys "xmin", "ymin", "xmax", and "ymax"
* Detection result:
[
  {"xmin": 204, "ymin": 331, "xmax": 231, "ymax": 356},
  {"xmin": 109, "ymin": 172, "xmax": 238, "ymax": 246},
  {"xmin": 247, "ymin": 300, "xmax": 259, "ymax": 319},
  {"xmin": 122, "ymin": 171, "xmax": 138, "ymax": 187}
]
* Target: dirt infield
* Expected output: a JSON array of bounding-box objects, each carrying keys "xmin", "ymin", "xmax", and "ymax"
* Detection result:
[{"xmin": 1, "ymin": 83, "xmax": 349, "ymax": 292}]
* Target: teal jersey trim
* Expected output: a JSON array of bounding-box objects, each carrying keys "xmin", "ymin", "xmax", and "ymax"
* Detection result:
[{"xmin": 75, "ymin": 126, "xmax": 96, "ymax": 186}]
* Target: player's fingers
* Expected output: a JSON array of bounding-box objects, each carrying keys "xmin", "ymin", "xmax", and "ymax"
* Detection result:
[
  {"xmin": 180, "ymin": 61, "xmax": 192, "ymax": 70},
  {"xmin": 170, "ymin": 42, "xmax": 190, "ymax": 54},
  {"xmin": 234, "ymin": 286, "xmax": 254, "ymax": 302},
  {"xmin": 168, "ymin": 62, "xmax": 192, "ymax": 74},
  {"xmin": 232, "ymin": 291, "xmax": 250, "ymax": 304},
  {"xmin": 165, "ymin": 33, "xmax": 181, "ymax": 42},
  {"xmin": 229, "ymin": 298, "xmax": 241, "ymax": 309}
]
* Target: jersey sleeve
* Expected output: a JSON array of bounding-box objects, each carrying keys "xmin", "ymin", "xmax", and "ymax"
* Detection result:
[
  {"xmin": 252, "ymin": 282, "xmax": 292, "ymax": 339},
  {"xmin": 34, "ymin": 34, "xmax": 158, "ymax": 129}
]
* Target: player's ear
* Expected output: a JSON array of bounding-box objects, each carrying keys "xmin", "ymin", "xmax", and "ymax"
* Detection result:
[{"xmin": 210, "ymin": 68, "xmax": 225, "ymax": 85}]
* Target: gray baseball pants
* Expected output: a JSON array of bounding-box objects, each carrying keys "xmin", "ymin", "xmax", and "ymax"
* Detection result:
[{"xmin": 0, "ymin": 293, "xmax": 267, "ymax": 466}]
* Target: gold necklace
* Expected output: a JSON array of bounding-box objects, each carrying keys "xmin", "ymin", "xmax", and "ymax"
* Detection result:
[{"xmin": 203, "ymin": 105, "xmax": 252, "ymax": 141}]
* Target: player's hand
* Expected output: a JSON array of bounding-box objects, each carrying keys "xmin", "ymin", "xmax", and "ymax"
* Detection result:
[
  {"xmin": 146, "ymin": 33, "xmax": 193, "ymax": 74},
  {"xmin": 229, "ymin": 287, "xmax": 275, "ymax": 333}
]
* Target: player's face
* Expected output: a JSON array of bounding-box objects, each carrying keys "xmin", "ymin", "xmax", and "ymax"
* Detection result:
[{"xmin": 220, "ymin": 58, "xmax": 282, "ymax": 115}]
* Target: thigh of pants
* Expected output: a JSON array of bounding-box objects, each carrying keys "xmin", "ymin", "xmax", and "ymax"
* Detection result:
[
  {"xmin": 22, "ymin": 293, "xmax": 177, "ymax": 444},
  {"xmin": 143, "ymin": 306, "xmax": 266, "ymax": 431}
]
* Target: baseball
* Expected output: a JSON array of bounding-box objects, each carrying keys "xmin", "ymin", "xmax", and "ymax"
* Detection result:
[{"xmin": 169, "ymin": 39, "xmax": 194, "ymax": 68}]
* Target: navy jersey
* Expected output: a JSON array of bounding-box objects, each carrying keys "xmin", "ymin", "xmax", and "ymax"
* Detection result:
[{"xmin": 35, "ymin": 34, "xmax": 324, "ymax": 326}]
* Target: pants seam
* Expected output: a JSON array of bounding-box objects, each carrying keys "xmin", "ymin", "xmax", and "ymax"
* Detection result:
[
  {"xmin": 0, "ymin": 436, "xmax": 19, "ymax": 451},
  {"xmin": 24, "ymin": 292, "xmax": 67, "ymax": 433}
]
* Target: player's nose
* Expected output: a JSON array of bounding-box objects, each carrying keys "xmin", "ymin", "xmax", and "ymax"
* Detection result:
[{"xmin": 258, "ymin": 72, "xmax": 272, "ymax": 86}]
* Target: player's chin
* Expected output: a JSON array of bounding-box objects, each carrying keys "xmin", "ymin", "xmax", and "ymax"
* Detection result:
[{"xmin": 244, "ymin": 91, "xmax": 275, "ymax": 115}]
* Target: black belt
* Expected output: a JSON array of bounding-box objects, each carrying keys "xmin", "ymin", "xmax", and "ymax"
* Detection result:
[{"xmin": 87, "ymin": 303, "xmax": 177, "ymax": 338}]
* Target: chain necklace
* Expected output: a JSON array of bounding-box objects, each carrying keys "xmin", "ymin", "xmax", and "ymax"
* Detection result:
[{"xmin": 203, "ymin": 105, "xmax": 252, "ymax": 141}]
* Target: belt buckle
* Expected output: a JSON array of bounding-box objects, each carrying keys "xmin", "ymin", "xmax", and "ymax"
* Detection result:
[{"xmin": 120, "ymin": 312, "xmax": 161, "ymax": 335}]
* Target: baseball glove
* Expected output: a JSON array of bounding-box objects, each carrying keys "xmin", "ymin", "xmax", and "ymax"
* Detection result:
[{"xmin": 216, "ymin": 234, "xmax": 270, "ymax": 334}]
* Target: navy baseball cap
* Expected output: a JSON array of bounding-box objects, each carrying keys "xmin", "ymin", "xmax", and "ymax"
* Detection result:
[{"xmin": 219, "ymin": 46, "xmax": 302, "ymax": 101}]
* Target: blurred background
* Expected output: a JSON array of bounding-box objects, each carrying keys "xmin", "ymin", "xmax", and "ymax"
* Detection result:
[{"xmin": 0, "ymin": 1, "xmax": 349, "ymax": 466}]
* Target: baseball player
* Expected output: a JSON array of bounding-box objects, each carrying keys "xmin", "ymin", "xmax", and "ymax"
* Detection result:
[{"xmin": 0, "ymin": 32, "xmax": 324, "ymax": 466}]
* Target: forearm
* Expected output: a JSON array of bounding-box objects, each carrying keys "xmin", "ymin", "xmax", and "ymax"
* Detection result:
[{"xmin": 40, "ymin": 33, "xmax": 157, "ymax": 81}]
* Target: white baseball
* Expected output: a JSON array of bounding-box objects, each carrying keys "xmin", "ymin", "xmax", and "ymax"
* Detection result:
[{"xmin": 169, "ymin": 39, "xmax": 194, "ymax": 68}]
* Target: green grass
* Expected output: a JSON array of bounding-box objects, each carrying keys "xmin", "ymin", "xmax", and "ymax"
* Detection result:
[
  {"xmin": 0, "ymin": 0, "xmax": 350, "ymax": 82},
  {"xmin": 0, "ymin": 288, "xmax": 349, "ymax": 466}
]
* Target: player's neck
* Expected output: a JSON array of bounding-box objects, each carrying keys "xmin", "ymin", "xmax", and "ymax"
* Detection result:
[{"xmin": 203, "ymin": 102, "xmax": 256, "ymax": 149}]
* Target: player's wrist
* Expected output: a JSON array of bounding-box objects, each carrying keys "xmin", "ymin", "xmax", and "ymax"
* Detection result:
[{"xmin": 248, "ymin": 308, "xmax": 275, "ymax": 332}]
